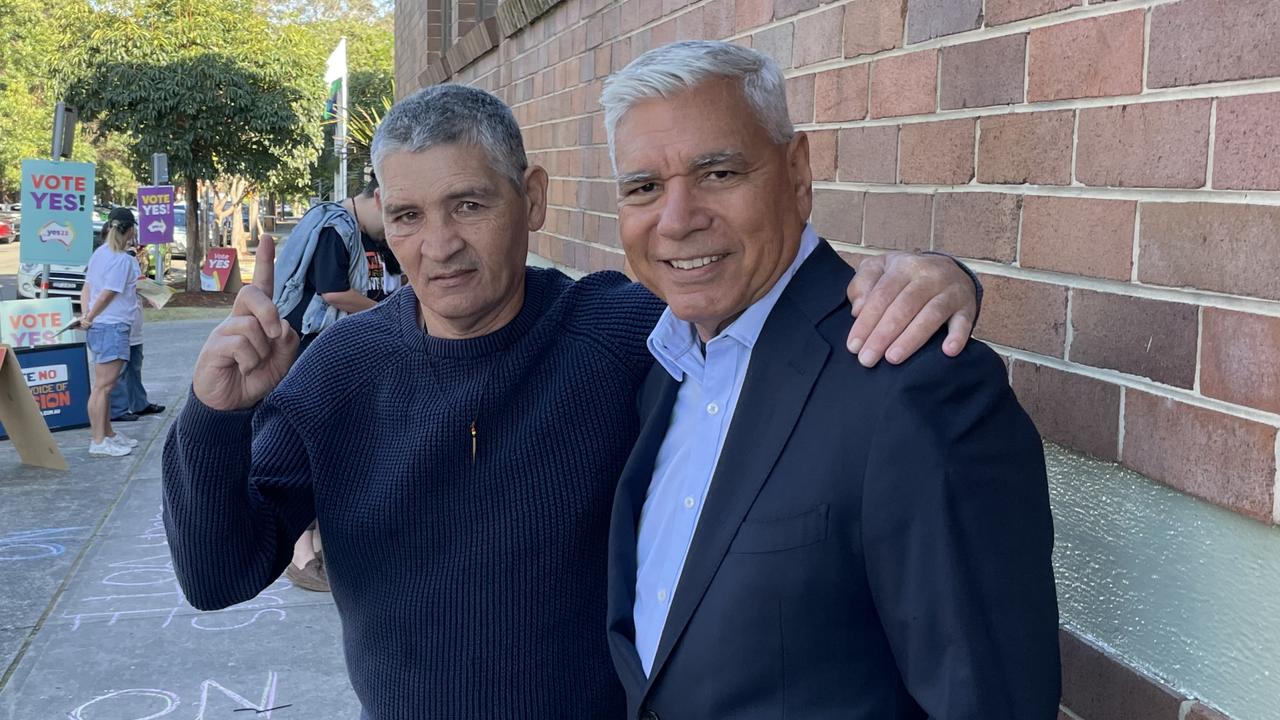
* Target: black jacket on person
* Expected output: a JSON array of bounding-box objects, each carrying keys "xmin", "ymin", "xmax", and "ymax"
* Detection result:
[{"xmin": 606, "ymin": 240, "xmax": 1061, "ymax": 720}]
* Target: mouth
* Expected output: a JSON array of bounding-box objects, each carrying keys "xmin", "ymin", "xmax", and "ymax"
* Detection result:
[{"xmin": 665, "ymin": 254, "xmax": 727, "ymax": 271}]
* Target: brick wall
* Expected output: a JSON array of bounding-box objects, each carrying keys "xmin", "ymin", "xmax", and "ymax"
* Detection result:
[{"xmin": 392, "ymin": 0, "xmax": 1280, "ymax": 716}]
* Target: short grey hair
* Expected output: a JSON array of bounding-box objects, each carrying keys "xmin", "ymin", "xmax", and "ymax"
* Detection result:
[
  {"xmin": 371, "ymin": 84, "xmax": 529, "ymax": 191},
  {"xmin": 601, "ymin": 40, "xmax": 795, "ymax": 170}
]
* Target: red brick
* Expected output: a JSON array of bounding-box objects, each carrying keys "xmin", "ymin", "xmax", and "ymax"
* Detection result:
[
  {"xmin": 1201, "ymin": 308, "xmax": 1280, "ymax": 415},
  {"xmin": 1077, "ymin": 100, "xmax": 1211, "ymax": 189},
  {"xmin": 703, "ymin": 0, "xmax": 736, "ymax": 39},
  {"xmin": 932, "ymin": 192, "xmax": 1020, "ymax": 262},
  {"xmin": 1185, "ymin": 703, "xmax": 1232, "ymax": 720},
  {"xmin": 844, "ymin": 0, "xmax": 905, "ymax": 57},
  {"xmin": 863, "ymin": 193, "xmax": 932, "ymax": 250},
  {"xmin": 1020, "ymin": 196, "xmax": 1135, "ymax": 281},
  {"xmin": 1060, "ymin": 629, "xmax": 1187, "ymax": 720},
  {"xmin": 753, "ymin": 22, "xmax": 794, "ymax": 68},
  {"xmin": 899, "ymin": 119, "xmax": 975, "ymax": 185},
  {"xmin": 793, "ymin": 6, "xmax": 844, "ymax": 67},
  {"xmin": 1123, "ymin": 390, "xmax": 1277, "ymax": 522},
  {"xmin": 1028, "ymin": 10, "xmax": 1144, "ymax": 101},
  {"xmin": 940, "ymin": 34, "xmax": 1027, "ymax": 110},
  {"xmin": 1214, "ymin": 93, "xmax": 1280, "ymax": 191},
  {"xmin": 806, "ymin": 129, "xmax": 837, "ymax": 182},
  {"xmin": 975, "ymin": 275, "xmax": 1068, "ymax": 357},
  {"xmin": 814, "ymin": 65, "xmax": 869, "ymax": 123},
  {"xmin": 736, "ymin": 0, "xmax": 775, "ymax": 32},
  {"xmin": 675, "ymin": 6, "xmax": 706, "ymax": 40},
  {"xmin": 986, "ymin": 0, "xmax": 1080, "ymax": 26},
  {"xmin": 838, "ymin": 126, "xmax": 898, "ymax": 183},
  {"xmin": 1138, "ymin": 202, "xmax": 1280, "ymax": 301},
  {"xmin": 1011, "ymin": 361, "xmax": 1121, "ymax": 461},
  {"xmin": 870, "ymin": 49, "xmax": 937, "ymax": 119},
  {"xmin": 977, "ymin": 110, "xmax": 1074, "ymax": 185},
  {"xmin": 1069, "ymin": 290, "xmax": 1199, "ymax": 388},
  {"xmin": 810, "ymin": 188, "xmax": 865, "ymax": 244},
  {"xmin": 787, "ymin": 73, "xmax": 815, "ymax": 124},
  {"xmin": 905, "ymin": 0, "xmax": 981, "ymax": 43},
  {"xmin": 1149, "ymin": 0, "xmax": 1280, "ymax": 88}
]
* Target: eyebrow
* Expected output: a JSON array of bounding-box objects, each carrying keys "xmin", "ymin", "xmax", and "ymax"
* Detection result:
[
  {"xmin": 443, "ymin": 183, "xmax": 499, "ymax": 202},
  {"xmin": 382, "ymin": 201, "xmax": 420, "ymax": 217},
  {"xmin": 616, "ymin": 151, "xmax": 750, "ymax": 188}
]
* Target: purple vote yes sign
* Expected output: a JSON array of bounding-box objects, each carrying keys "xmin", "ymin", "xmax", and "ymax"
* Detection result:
[{"xmin": 136, "ymin": 185, "xmax": 175, "ymax": 246}]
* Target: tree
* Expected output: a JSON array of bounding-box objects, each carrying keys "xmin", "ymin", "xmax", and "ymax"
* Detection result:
[{"xmin": 58, "ymin": 0, "xmax": 328, "ymax": 290}]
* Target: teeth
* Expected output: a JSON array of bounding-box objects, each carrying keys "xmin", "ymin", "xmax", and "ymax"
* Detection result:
[{"xmin": 670, "ymin": 255, "xmax": 724, "ymax": 270}]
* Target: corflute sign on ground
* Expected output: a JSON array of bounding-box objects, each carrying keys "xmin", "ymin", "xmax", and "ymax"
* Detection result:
[
  {"xmin": 19, "ymin": 159, "xmax": 95, "ymax": 266},
  {"xmin": 136, "ymin": 185, "xmax": 175, "ymax": 245}
]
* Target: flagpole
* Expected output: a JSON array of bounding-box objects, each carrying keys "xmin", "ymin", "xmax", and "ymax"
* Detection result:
[{"xmin": 326, "ymin": 38, "xmax": 349, "ymax": 202}]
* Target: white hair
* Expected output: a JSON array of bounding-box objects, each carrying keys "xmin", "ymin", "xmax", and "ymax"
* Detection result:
[{"xmin": 600, "ymin": 40, "xmax": 795, "ymax": 172}]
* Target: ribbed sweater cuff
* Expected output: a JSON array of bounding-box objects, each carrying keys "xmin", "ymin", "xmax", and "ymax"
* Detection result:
[{"xmin": 177, "ymin": 387, "xmax": 257, "ymax": 447}]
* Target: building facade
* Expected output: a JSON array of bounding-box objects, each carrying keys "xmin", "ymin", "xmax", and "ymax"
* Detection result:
[{"xmin": 393, "ymin": 1, "xmax": 1280, "ymax": 717}]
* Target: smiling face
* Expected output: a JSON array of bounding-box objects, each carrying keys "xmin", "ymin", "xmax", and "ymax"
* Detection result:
[
  {"xmin": 377, "ymin": 143, "xmax": 548, "ymax": 339},
  {"xmin": 613, "ymin": 77, "xmax": 813, "ymax": 341}
]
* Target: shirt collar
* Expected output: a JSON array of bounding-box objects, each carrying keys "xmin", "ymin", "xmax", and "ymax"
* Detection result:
[{"xmin": 648, "ymin": 224, "xmax": 821, "ymax": 381}]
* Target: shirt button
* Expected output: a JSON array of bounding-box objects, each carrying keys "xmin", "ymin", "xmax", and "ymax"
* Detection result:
[
  {"xmin": 683, "ymin": 496, "xmax": 695, "ymax": 509},
  {"xmin": 706, "ymin": 402, "xmax": 719, "ymax": 415},
  {"xmin": 657, "ymin": 588, "xmax": 668, "ymax": 603}
]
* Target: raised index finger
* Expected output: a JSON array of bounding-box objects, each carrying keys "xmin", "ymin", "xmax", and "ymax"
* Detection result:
[{"xmin": 254, "ymin": 233, "xmax": 275, "ymax": 295}]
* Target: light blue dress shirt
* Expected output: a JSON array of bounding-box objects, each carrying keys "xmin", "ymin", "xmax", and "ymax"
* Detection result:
[{"xmin": 633, "ymin": 225, "xmax": 821, "ymax": 675}]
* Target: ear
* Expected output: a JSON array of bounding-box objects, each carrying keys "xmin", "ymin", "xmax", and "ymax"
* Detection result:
[
  {"xmin": 787, "ymin": 131, "xmax": 814, "ymax": 224},
  {"xmin": 524, "ymin": 165, "xmax": 549, "ymax": 232}
]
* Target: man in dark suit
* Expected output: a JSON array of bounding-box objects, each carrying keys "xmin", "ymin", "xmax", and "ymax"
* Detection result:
[{"xmin": 601, "ymin": 40, "xmax": 1061, "ymax": 719}]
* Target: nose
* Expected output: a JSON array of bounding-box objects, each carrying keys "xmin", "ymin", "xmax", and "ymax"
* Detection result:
[
  {"xmin": 418, "ymin": 215, "xmax": 468, "ymax": 265},
  {"xmin": 655, "ymin": 179, "xmax": 712, "ymax": 242}
]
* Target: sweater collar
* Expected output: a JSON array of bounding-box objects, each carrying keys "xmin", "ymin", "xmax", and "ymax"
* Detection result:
[{"xmin": 394, "ymin": 268, "xmax": 549, "ymax": 359}]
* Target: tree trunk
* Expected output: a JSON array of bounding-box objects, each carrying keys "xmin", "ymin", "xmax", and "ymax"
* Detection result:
[{"xmin": 185, "ymin": 176, "xmax": 203, "ymax": 292}]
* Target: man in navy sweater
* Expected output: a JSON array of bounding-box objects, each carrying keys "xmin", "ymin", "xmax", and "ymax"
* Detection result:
[{"xmin": 162, "ymin": 84, "xmax": 981, "ymax": 718}]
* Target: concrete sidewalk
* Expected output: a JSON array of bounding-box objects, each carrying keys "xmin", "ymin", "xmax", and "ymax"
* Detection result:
[{"xmin": 0, "ymin": 317, "xmax": 357, "ymax": 719}]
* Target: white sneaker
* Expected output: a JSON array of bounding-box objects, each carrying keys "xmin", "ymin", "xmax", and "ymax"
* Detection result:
[
  {"xmin": 89, "ymin": 439, "xmax": 132, "ymax": 457},
  {"xmin": 109, "ymin": 432, "xmax": 138, "ymax": 448}
]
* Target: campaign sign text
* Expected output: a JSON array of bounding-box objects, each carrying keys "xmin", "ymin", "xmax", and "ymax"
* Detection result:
[
  {"xmin": 19, "ymin": 159, "xmax": 95, "ymax": 266},
  {"xmin": 200, "ymin": 247, "xmax": 243, "ymax": 292},
  {"xmin": 0, "ymin": 342, "xmax": 91, "ymax": 439},
  {"xmin": 137, "ymin": 185, "xmax": 175, "ymax": 245},
  {"xmin": 0, "ymin": 297, "xmax": 75, "ymax": 348}
]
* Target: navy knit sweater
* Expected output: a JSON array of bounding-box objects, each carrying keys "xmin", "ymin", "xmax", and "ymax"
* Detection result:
[{"xmin": 162, "ymin": 268, "xmax": 663, "ymax": 719}]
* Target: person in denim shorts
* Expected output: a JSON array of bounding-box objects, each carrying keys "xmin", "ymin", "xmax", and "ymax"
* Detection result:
[{"xmin": 81, "ymin": 207, "xmax": 143, "ymax": 457}]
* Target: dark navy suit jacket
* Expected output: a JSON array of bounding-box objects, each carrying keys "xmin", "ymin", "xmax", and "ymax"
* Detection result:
[{"xmin": 607, "ymin": 241, "xmax": 1061, "ymax": 719}]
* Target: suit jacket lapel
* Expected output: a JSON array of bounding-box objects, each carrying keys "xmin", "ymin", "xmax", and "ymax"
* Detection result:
[
  {"xmin": 642, "ymin": 293, "xmax": 832, "ymax": 691},
  {"xmin": 608, "ymin": 370, "xmax": 680, "ymax": 691}
]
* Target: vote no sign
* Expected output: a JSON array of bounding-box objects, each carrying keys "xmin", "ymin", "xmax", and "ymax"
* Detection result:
[{"xmin": 137, "ymin": 185, "xmax": 175, "ymax": 245}]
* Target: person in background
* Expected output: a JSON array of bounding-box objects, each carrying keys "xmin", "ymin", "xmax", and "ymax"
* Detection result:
[
  {"xmin": 80, "ymin": 207, "xmax": 142, "ymax": 457},
  {"xmin": 107, "ymin": 237, "xmax": 165, "ymax": 423},
  {"xmin": 358, "ymin": 175, "xmax": 405, "ymax": 303}
]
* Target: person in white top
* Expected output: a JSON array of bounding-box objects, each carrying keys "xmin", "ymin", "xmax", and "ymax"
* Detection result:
[{"xmin": 80, "ymin": 207, "xmax": 142, "ymax": 457}]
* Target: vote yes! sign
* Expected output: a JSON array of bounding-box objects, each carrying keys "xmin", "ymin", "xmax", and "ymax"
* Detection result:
[
  {"xmin": 19, "ymin": 159, "xmax": 96, "ymax": 266},
  {"xmin": 137, "ymin": 185, "xmax": 175, "ymax": 245}
]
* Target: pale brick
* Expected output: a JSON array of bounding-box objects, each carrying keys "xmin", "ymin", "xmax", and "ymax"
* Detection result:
[
  {"xmin": 752, "ymin": 22, "xmax": 794, "ymax": 67},
  {"xmin": 1201, "ymin": 309, "xmax": 1280, "ymax": 415},
  {"xmin": 899, "ymin": 119, "xmax": 976, "ymax": 185},
  {"xmin": 807, "ymin": 129, "xmax": 838, "ymax": 182},
  {"xmin": 975, "ymin": 275, "xmax": 1068, "ymax": 357},
  {"xmin": 977, "ymin": 110, "xmax": 1074, "ymax": 185},
  {"xmin": 906, "ymin": 0, "xmax": 981, "ymax": 43},
  {"xmin": 838, "ymin": 126, "xmax": 898, "ymax": 183},
  {"xmin": 1149, "ymin": 0, "xmax": 1280, "ymax": 88},
  {"xmin": 940, "ymin": 34, "xmax": 1027, "ymax": 110},
  {"xmin": 870, "ymin": 49, "xmax": 937, "ymax": 119},
  {"xmin": 1138, "ymin": 202, "xmax": 1280, "ymax": 301},
  {"xmin": 810, "ymin": 189, "xmax": 865, "ymax": 244},
  {"xmin": 787, "ymin": 73, "xmax": 815, "ymax": 125},
  {"xmin": 1213, "ymin": 93, "xmax": 1280, "ymax": 191},
  {"xmin": 986, "ymin": 0, "xmax": 1080, "ymax": 26},
  {"xmin": 793, "ymin": 6, "xmax": 844, "ymax": 67},
  {"xmin": 1123, "ymin": 390, "xmax": 1277, "ymax": 523},
  {"xmin": 1011, "ymin": 361, "xmax": 1121, "ymax": 461},
  {"xmin": 844, "ymin": 0, "xmax": 905, "ymax": 57},
  {"xmin": 814, "ymin": 65, "xmax": 869, "ymax": 123},
  {"xmin": 1020, "ymin": 196, "xmax": 1135, "ymax": 281},
  {"xmin": 932, "ymin": 192, "xmax": 1020, "ymax": 263},
  {"xmin": 1077, "ymin": 100, "xmax": 1211, "ymax": 189},
  {"xmin": 1070, "ymin": 290, "xmax": 1199, "ymax": 388},
  {"xmin": 774, "ymin": 0, "xmax": 821, "ymax": 20},
  {"xmin": 736, "ymin": 0, "xmax": 775, "ymax": 32},
  {"xmin": 863, "ymin": 193, "xmax": 932, "ymax": 250},
  {"xmin": 1028, "ymin": 10, "xmax": 1144, "ymax": 101}
]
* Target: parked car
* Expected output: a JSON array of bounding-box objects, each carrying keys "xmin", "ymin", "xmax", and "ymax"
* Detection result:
[
  {"xmin": 17, "ymin": 262, "xmax": 89, "ymax": 309},
  {"xmin": 0, "ymin": 216, "xmax": 16, "ymax": 244}
]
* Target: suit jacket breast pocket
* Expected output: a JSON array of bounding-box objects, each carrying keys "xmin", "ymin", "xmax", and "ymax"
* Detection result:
[{"xmin": 728, "ymin": 504, "xmax": 829, "ymax": 554}]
